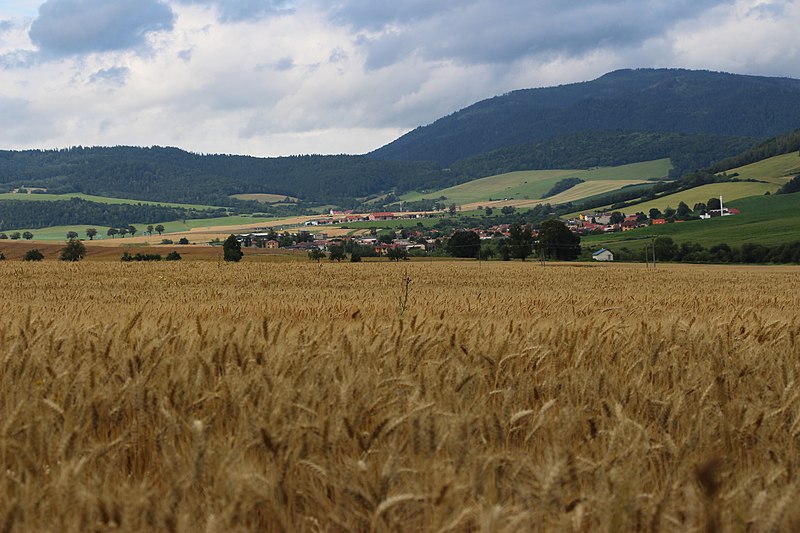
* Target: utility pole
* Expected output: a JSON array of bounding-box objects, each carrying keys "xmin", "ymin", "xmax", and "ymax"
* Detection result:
[
  {"xmin": 644, "ymin": 242, "xmax": 649, "ymax": 269},
  {"xmin": 651, "ymin": 237, "xmax": 657, "ymax": 269}
]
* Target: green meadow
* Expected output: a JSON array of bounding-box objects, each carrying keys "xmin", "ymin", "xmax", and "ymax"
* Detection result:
[{"xmin": 400, "ymin": 159, "xmax": 671, "ymax": 205}]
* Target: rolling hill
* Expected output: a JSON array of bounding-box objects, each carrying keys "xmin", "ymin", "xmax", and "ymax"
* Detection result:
[
  {"xmin": 401, "ymin": 159, "xmax": 671, "ymax": 208},
  {"xmin": 370, "ymin": 69, "xmax": 800, "ymax": 167}
]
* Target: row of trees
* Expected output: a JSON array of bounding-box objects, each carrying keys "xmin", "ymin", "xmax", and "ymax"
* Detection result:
[
  {"xmin": 612, "ymin": 237, "xmax": 800, "ymax": 264},
  {"xmin": 0, "ymin": 231, "xmax": 34, "ymax": 240}
]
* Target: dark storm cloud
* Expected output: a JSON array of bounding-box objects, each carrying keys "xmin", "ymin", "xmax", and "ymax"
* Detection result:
[
  {"xmin": 28, "ymin": 0, "xmax": 175, "ymax": 57},
  {"xmin": 175, "ymin": 0, "xmax": 293, "ymax": 22},
  {"xmin": 331, "ymin": 0, "xmax": 731, "ymax": 68}
]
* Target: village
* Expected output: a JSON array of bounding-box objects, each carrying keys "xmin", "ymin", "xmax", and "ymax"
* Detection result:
[{"xmin": 232, "ymin": 196, "xmax": 739, "ymax": 260}]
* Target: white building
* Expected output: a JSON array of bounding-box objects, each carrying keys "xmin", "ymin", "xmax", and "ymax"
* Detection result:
[{"xmin": 592, "ymin": 249, "xmax": 614, "ymax": 262}]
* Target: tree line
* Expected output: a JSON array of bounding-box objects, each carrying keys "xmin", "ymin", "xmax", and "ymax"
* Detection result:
[{"xmin": 0, "ymin": 197, "xmax": 226, "ymax": 231}]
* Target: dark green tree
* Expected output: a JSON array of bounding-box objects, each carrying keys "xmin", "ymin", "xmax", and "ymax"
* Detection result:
[
  {"xmin": 66, "ymin": 231, "xmax": 79, "ymax": 240},
  {"xmin": 155, "ymin": 224, "xmax": 165, "ymax": 235},
  {"xmin": 653, "ymin": 236, "xmax": 678, "ymax": 261},
  {"xmin": 22, "ymin": 231, "xmax": 33, "ymax": 240},
  {"xmin": 147, "ymin": 225, "xmax": 154, "ymax": 235},
  {"xmin": 308, "ymin": 248, "xmax": 325, "ymax": 262},
  {"xmin": 23, "ymin": 249, "xmax": 44, "ymax": 261},
  {"xmin": 223, "ymin": 234, "xmax": 244, "ymax": 262},
  {"xmin": 165, "ymin": 251, "xmax": 182, "ymax": 261},
  {"xmin": 538, "ymin": 220, "xmax": 581, "ymax": 261},
  {"xmin": 610, "ymin": 212, "xmax": 624, "ymax": 224},
  {"xmin": 328, "ymin": 245, "xmax": 346, "ymax": 262},
  {"xmin": 10, "ymin": 232, "xmax": 21, "ymax": 240},
  {"xmin": 107, "ymin": 228, "xmax": 118, "ymax": 238},
  {"xmin": 676, "ymin": 201, "xmax": 692, "ymax": 218},
  {"xmin": 447, "ymin": 230, "xmax": 481, "ymax": 258},
  {"xmin": 507, "ymin": 223, "xmax": 533, "ymax": 261},
  {"xmin": 60, "ymin": 239, "xmax": 86, "ymax": 262},
  {"xmin": 86, "ymin": 228, "xmax": 97, "ymax": 240},
  {"xmin": 649, "ymin": 208, "xmax": 662, "ymax": 220},
  {"xmin": 387, "ymin": 247, "xmax": 410, "ymax": 262}
]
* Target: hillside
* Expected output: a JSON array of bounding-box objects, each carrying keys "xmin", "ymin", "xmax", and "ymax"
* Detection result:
[
  {"xmin": 0, "ymin": 147, "xmax": 448, "ymax": 207},
  {"xmin": 370, "ymin": 69, "xmax": 800, "ymax": 167},
  {"xmin": 401, "ymin": 159, "xmax": 671, "ymax": 208},
  {"xmin": 582, "ymin": 192, "xmax": 800, "ymax": 249}
]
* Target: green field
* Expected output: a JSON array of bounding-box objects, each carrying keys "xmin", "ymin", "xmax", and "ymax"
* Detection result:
[
  {"xmin": 581, "ymin": 192, "xmax": 800, "ymax": 250},
  {"xmin": 578, "ymin": 181, "xmax": 782, "ymax": 216},
  {"xmin": 727, "ymin": 151, "xmax": 800, "ymax": 183},
  {"xmin": 0, "ymin": 192, "xmax": 223, "ymax": 211},
  {"xmin": 230, "ymin": 193, "xmax": 299, "ymax": 204},
  {"xmin": 3, "ymin": 215, "xmax": 279, "ymax": 242},
  {"xmin": 400, "ymin": 159, "xmax": 671, "ymax": 205}
]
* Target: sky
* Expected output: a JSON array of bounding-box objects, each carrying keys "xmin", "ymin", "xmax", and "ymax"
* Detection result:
[{"xmin": 1, "ymin": 0, "xmax": 799, "ymax": 157}]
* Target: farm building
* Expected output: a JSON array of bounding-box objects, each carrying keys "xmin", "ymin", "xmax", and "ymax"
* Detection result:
[{"xmin": 592, "ymin": 249, "xmax": 614, "ymax": 262}]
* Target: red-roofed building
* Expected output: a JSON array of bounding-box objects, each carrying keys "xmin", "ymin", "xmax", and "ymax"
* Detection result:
[{"xmin": 369, "ymin": 212, "xmax": 395, "ymax": 221}]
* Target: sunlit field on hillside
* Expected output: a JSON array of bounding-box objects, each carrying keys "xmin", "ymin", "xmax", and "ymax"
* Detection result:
[{"xmin": 1, "ymin": 261, "xmax": 799, "ymax": 531}]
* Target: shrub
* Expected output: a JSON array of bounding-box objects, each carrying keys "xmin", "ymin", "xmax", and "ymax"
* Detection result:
[
  {"xmin": 59, "ymin": 239, "xmax": 87, "ymax": 262},
  {"xmin": 23, "ymin": 249, "xmax": 44, "ymax": 261},
  {"xmin": 165, "ymin": 251, "xmax": 182, "ymax": 261}
]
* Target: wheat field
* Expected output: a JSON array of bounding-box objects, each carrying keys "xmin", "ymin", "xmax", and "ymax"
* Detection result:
[{"xmin": 1, "ymin": 261, "xmax": 799, "ymax": 532}]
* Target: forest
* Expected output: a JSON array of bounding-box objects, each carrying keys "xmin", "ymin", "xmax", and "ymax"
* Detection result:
[{"xmin": 0, "ymin": 197, "xmax": 226, "ymax": 231}]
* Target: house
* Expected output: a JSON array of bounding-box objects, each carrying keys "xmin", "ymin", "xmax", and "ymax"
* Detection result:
[
  {"xmin": 651, "ymin": 218, "xmax": 667, "ymax": 225},
  {"xmin": 369, "ymin": 212, "xmax": 395, "ymax": 221},
  {"xmin": 592, "ymin": 249, "xmax": 614, "ymax": 262},
  {"xmin": 265, "ymin": 240, "xmax": 279, "ymax": 249}
]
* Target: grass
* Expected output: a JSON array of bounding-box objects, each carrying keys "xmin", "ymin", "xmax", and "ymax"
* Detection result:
[
  {"xmin": 400, "ymin": 159, "xmax": 671, "ymax": 205},
  {"xmin": 0, "ymin": 192, "xmax": 223, "ymax": 211},
  {"xmin": 5, "ymin": 215, "xmax": 278, "ymax": 242},
  {"xmin": 1, "ymin": 260, "xmax": 799, "ymax": 531},
  {"xmin": 585, "ymin": 181, "xmax": 782, "ymax": 216},
  {"xmin": 726, "ymin": 151, "xmax": 800, "ymax": 184},
  {"xmin": 230, "ymin": 193, "xmax": 300, "ymax": 203},
  {"xmin": 581, "ymin": 191, "xmax": 800, "ymax": 249}
]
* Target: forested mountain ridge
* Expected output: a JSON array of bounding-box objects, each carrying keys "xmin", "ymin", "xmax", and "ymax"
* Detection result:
[
  {"xmin": 370, "ymin": 68, "xmax": 800, "ymax": 166},
  {"xmin": 0, "ymin": 147, "xmax": 446, "ymax": 206}
]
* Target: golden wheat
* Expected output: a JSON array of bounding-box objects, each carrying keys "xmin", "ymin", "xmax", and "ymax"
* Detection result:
[{"xmin": 1, "ymin": 261, "xmax": 799, "ymax": 531}]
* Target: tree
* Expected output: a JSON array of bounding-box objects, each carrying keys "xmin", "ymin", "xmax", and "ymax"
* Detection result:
[
  {"xmin": 778, "ymin": 175, "xmax": 800, "ymax": 194},
  {"xmin": 22, "ymin": 231, "xmax": 33, "ymax": 240},
  {"xmin": 507, "ymin": 223, "xmax": 533, "ymax": 261},
  {"xmin": 23, "ymin": 249, "xmax": 44, "ymax": 261},
  {"xmin": 387, "ymin": 247, "xmax": 409, "ymax": 261},
  {"xmin": 60, "ymin": 239, "xmax": 86, "ymax": 262},
  {"xmin": 448, "ymin": 203, "xmax": 457, "ymax": 215},
  {"xmin": 66, "ymin": 231, "xmax": 79, "ymax": 240},
  {"xmin": 610, "ymin": 212, "xmax": 624, "ymax": 224},
  {"xmin": 118, "ymin": 227, "xmax": 128, "ymax": 238},
  {"xmin": 223, "ymin": 234, "xmax": 244, "ymax": 262},
  {"xmin": 0, "ymin": 251, "xmax": 5, "ymax": 260},
  {"xmin": 178, "ymin": 237, "xmax": 190, "ymax": 245},
  {"xmin": 86, "ymin": 228, "xmax": 97, "ymax": 240},
  {"xmin": 350, "ymin": 250, "xmax": 362, "ymax": 262},
  {"xmin": 155, "ymin": 224, "xmax": 165, "ymax": 235},
  {"xmin": 107, "ymin": 228, "xmax": 118, "ymax": 239},
  {"xmin": 707, "ymin": 197, "xmax": 721, "ymax": 210},
  {"xmin": 501, "ymin": 206, "xmax": 516, "ymax": 215},
  {"xmin": 0, "ymin": 233, "xmax": 7, "ymax": 239},
  {"xmin": 328, "ymin": 245, "xmax": 346, "ymax": 262},
  {"xmin": 447, "ymin": 230, "xmax": 481, "ymax": 258},
  {"xmin": 10, "ymin": 232, "xmax": 21, "ymax": 240},
  {"xmin": 484, "ymin": 206, "xmax": 493, "ymax": 216},
  {"xmin": 653, "ymin": 236, "xmax": 678, "ymax": 262},
  {"xmin": 147, "ymin": 225, "xmax": 154, "ymax": 235},
  {"xmin": 538, "ymin": 219, "xmax": 581, "ymax": 261},
  {"xmin": 676, "ymin": 201, "xmax": 692, "ymax": 218},
  {"xmin": 308, "ymin": 248, "xmax": 325, "ymax": 262},
  {"xmin": 165, "ymin": 251, "xmax": 182, "ymax": 261},
  {"xmin": 128, "ymin": 225, "xmax": 137, "ymax": 237},
  {"xmin": 649, "ymin": 208, "xmax": 662, "ymax": 220},
  {"xmin": 693, "ymin": 202, "xmax": 707, "ymax": 214}
]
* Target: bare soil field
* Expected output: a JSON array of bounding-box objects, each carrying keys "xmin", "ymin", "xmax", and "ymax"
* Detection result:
[{"xmin": 1, "ymin": 261, "xmax": 799, "ymax": 531}]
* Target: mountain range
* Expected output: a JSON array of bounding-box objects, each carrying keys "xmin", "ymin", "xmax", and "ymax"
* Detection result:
[{"xmin": 1, "ymin": 68, "xmax": 799, "ymax": 207}]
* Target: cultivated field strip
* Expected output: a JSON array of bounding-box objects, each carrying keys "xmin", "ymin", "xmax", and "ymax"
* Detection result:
[{"xmin": 1, "ymin": 262, "xmax": 799, "ymax": 531}]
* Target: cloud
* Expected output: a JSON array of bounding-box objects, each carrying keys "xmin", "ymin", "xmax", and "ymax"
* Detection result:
[
  {"xmin": 331, "ymin": 0, "xmax": 732, "ymax": 69},
  {"xmin": 89, "ymin": 66, "xmax": 129, "ymax": 85},
  {"xmin": 175, "ymin": 0, "xmax": 293, "ymax": 22},
  {"xmin": 28, "ymin": 0, "xmax": 175, "ymax": 57}
]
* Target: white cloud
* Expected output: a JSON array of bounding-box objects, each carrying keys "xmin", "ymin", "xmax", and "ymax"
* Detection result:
[{"xmin": 0, "ymin": 0, "xmax": 798, "ymax": 156}]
